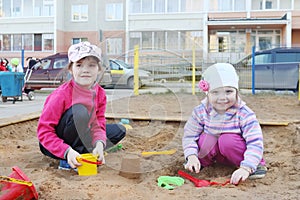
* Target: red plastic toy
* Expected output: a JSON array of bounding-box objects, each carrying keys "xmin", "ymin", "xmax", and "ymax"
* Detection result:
[{"xmin": 178, "ymin": 170, "xmax": 230, "ymax": 188}]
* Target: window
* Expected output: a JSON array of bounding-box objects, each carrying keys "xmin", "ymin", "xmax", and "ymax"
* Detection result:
[
  {"xmin": 43, "ymin": 0, "xmax": 54, "ymax": 16},
  {"xmin": 3, "ymin": 34, "xmax": 12, "ymax": 51},
  {"xmin": 183, "ymin": 31, "xmax": 203, "ymax": 50},
  {"xmin": 130, "ymin": 0, "xmax": 141, "ymax": 13},
  {"xmin": 106, "ymin": 3, "xmax": 123, "ymax": 21},
  {"xmin": 2, "ymin": 0, "xmax": 12, "ymax": 17},
  {"xmin": 106, "ymin": 38, "xmax": 122, "ymax": 55},
  {"xmin": 167, "ymin": 31, "xmax": 178, "ymax": 50},
  {"xmin": 41, "ymin": 59, "xmax": 51, "ymax": 69},
  {"xmin": 24, "ymin": 34, "xmax": 33, "ymax": 51},
  {"xmin": 209, "ymin": 30, "xmax": 247, "ymax": 53},
  {"xmin": 23, "ymin": 0, "xmax": 33, "ymax": 16},
  {"xmin": 167, "ymin": 0, "xmax": 179, "ymax": 12},
  {"xmin": 34, "ymin": 34, "xmax": 42, "ymax": 51},
  {"xmin": 141, "ymin": 0, "xmax": 152, "ymax": 13},
  {"xmin": 12, "ymin": 0, "xmax": 22, "ymax": 16},
  {"xmin": 129, "ymin": 32, "xmax": 141, "ymax": 50},
  {"xmin": 72, "ymin": 38, "xmax": 88, "ymax": 45},
  {"xmin": 234, "ymin": 0, "xmax": 245, "ymax": 11},
  {"xmin": 185, "ymin": 0, "xmax": 202, "ymax": 12},
  {"xmin": 53, "ymin": 58, "xmax": 68, "ymax": 69},
  {"xmin": 13, "ymin": 34, "xmax": 22, "ymax": 51},
  {"xmin": 43, "ymin": 34, "xmax": 53, "ymax": 51},
  {"xmin": 129, "ymin": 0, "xmax": 199, "ymax": 13},
  {"xmin": 34, "ymin": 0, "xmax": 54, "ymax": 16},
  {"xmin": 218, "ymin": 0, "xmax": 232, "ymax": 11},
  {"xmin": 154, "ymin": 32, "xmax": 165, "ymax": 49},
  {"xmin": 252, "ymin": 0, "xmax": 277, "ymax": 10},
  {"xmin": 250, "ymin": 30, "xmax": 281, "ymax": 50},
  {"xmin": 0, "ymin": 0, "xmax": 54, "ymax": 17},
  {"xmin": 110, "ymin": 61, "xmax": 120, "ymax": 70},
  {"xmin": 0, "ymin": 33, "xmax": 52, "ymax": 52},
  {"xmin": 279, "ymin": 0, "xmax": 291, "ymax": 9},
  {"xmin": 130, "ymin": 30, "xmax": 202, "ymax": 51},
  {"xmin": 210, "ymin": 0, "xmax": 245, "ymax": 11},
  {"xmin": 265, "ymin": 0, "xmax": 273, "ymax": 9},
  {"xmin": 154, "ymin": 0, "xmax": 165, "ymax": 13},
  {"xmin": 142, "ymin": 32, "xmax": 152, "ymax": 49},
  {"xmin": 276, "ymin": 53, "xmax": 300, "ymax": 63},
  {"xmin": 295, "ymin": 0, "xmax": 300, "ymax": 9},
  {"xmin": 34, "ymin": 0, "xmax": 43, "ymax": 16},
  {"xmin": 255, "ymin": 54, "xmax": 272, "ymax": 64},
  {"xmin": 71, "ymin": 5, "xmax": 88, "ymax": 21}
]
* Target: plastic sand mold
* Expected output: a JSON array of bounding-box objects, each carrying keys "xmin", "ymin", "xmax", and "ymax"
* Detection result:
[
  {"xmin": 141, "ymin": 148, "xmax": 177, "ymax": 156},
  {"xmin": 123, "ymin": 124, "xmax": 133, "ymax": 130},
  {"xmin": 106, "ymin": 144, "xmax": 123, "ymax": 153},
  {"xmin": 76, "ymin": 153, "xmax": 102, "ymax": 176},
  {"xmin": 178, "ymin": 170, "xmax": 230, "ymax": 187},
  {"xmin": 0, "ymin": 166, "xmax": 38, "ymax": 200},
  {"xmin": 157, "ymin": 176, "xmax": 185, "ymax": 190}
]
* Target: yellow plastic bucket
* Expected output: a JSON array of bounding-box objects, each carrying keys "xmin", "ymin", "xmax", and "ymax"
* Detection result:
[{"xmin": 76, "ymin": 153, "xmax": 102, "ymax": 176}]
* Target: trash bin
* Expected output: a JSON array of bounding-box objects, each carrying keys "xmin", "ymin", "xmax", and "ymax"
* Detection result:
[{"xmin": 0, "ymin": 72, "xmax": 24, "ymax": 103}]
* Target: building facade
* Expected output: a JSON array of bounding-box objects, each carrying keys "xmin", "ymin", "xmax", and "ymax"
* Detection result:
[{"xmin": 0, "ymin": 0, "xmax": 300, "ymax": 66}]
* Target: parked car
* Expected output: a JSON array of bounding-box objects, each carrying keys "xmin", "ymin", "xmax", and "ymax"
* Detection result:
[
  {"xmin": 24, "ymin": 52, "xmax": 112, "ymax": 90},
  {"xmin": 232, "ymin": 47, "xmax": 300, "ymax": 92},
  {"xmin": 109, "ymin": 59, "xmax": 153, "ymax": 88}
]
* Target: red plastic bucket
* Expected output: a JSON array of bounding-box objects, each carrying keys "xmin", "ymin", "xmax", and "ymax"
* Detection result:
[{"xmin": 0, "ymin": 166, "xmax": 38, "ymax": 200}]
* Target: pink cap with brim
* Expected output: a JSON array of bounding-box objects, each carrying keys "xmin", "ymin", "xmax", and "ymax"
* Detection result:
[{"xmin": 68, "ymin": 41, "xmax": 102, "ymax": 63}]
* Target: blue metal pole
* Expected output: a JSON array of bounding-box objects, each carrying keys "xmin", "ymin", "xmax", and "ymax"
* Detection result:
[
  {"xmin": 251, "ymin": 46, "xmax": 255, "ymax": 95},
  {"xmin": 21, "ymin": 49, "xmax": 25, "ymax": 70}
]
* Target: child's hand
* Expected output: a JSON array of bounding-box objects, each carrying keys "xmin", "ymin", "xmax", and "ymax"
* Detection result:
[
  {"xmin": 230, "ymin": 167, "xmax": 250, "ymax": 185},
  {"xmin": 184, "ymin": 155, "xmax": 201, "ymax": 173},
  {"xmin": 92, "ymin": 141, "xmax": 105, "ymax": 164},
  {"xmin": 67, "ymin": 148, "xmax": 81, "ymax": 168}
]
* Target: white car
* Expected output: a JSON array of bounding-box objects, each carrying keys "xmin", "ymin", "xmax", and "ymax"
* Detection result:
[{"xmin": 109, "ymin": 59, "xmax": 153, "ymax": 88}]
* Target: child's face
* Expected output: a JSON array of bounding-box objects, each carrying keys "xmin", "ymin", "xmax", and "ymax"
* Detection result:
[
  {"xmin": 207, "ymin": 86, "xmax": 237, "ymax": 114},
  {"xmin": 70, "ymin": 56, "xmax": 100, "ymax": 89}
]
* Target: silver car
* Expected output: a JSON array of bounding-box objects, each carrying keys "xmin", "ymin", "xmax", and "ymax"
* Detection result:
[{"xmin": 109, "ymin": 59, "xmax": 153, "ymax": 88}]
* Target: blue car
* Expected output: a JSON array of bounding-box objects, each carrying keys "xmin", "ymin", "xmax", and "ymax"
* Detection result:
[{"xmin": 232, "ymin": 47, "xmax": 300, "ymax": 92}]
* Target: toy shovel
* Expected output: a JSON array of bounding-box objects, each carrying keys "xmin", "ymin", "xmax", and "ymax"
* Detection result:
[
  {"xmin": 178, "ymin": 170, "xmax": 210, "ymax": 187},
  {"xmin": 178, "ymin": 170, "xmax": 230, "ymax": 188},
  {"xmin": 0, "ymin": 176, "xmax": 33, "ymax": 186},
  {"xmin": 141, "ymin": 148, "xmax": 177, "ymax": 156}
]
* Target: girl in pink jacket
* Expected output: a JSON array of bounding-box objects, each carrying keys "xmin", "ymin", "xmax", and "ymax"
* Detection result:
[{"xmin": 37, "ymin": 42, "xmax": 125, "ymax": 170}]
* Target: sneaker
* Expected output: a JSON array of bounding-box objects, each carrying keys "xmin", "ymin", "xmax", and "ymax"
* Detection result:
[
  {"xmin": 58, "ymin": 160, "xmax": 71, "ymax": 170},
  {"xmin": 249, "ymin": 165, "xmax": 267, "ymax": 179}
]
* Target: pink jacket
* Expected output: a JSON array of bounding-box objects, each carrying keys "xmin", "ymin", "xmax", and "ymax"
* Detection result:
[{"xmin": 37, "ymin": 80, "xmax": 107, "ymax": 159}]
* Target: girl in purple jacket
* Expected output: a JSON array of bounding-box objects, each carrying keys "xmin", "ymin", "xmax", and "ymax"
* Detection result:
[
  {"xmin": 182, "ymin": 63, "xmax": 267, "ymax": 185},
  {"xmin": 37, "ymin": 42, "xmax": 125, "ymax": 170}
]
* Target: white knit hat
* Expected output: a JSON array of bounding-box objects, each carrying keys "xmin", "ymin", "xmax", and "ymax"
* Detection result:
[{"xmin": 199, "ymin": 63, "xmax": 239, "ymax": 92}]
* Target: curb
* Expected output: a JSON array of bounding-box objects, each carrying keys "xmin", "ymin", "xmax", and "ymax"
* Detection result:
[
  {"xmin": 0, "ymin": 111, "xmax": 41, "ymax": 128},
  {"xmin": 0, "ymin": 112, "xmax": 297, "ymax": 128}
]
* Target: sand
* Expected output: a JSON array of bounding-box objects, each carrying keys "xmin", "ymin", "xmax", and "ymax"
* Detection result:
[{"xmin": 0, "ymin": 92, "xmax": 300, "ymax": 200}]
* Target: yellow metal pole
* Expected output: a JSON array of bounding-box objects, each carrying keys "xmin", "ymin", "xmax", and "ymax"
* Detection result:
[
  {"xmin": 192, "ymin": 39, "xmax": 196, "ymax": 95},
  {"xmin": 134, "ymin": 45, "xmax": 139, "ymax": 96}
]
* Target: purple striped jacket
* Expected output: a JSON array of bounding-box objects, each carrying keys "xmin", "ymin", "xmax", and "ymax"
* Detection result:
[{"xmin": 182, "ymin": 97, "xmax": 264, "ymax": 170}]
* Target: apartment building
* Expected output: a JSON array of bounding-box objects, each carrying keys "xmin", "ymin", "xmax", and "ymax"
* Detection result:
[{"xmin": 0, "ymin": 0, "xmax": 300, "ymax": 66}]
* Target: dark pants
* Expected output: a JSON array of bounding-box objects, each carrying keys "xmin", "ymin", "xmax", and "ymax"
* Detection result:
[{"xmin": 39, "ymin": 104, "xmax": 126, "ymax": 159}]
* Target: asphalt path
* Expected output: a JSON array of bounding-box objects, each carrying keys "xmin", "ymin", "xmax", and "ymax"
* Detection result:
[{"xmin": 0, "ymin": 88, "xmax": 135, "ymax": 121}]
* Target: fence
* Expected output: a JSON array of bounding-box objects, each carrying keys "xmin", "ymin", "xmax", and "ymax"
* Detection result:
[
  {"xmin": 117, "ymin": 49, "xmax": 205, "ymax": 83},
  {"xmin": 113, "ymin": 47, "xmax": 299, "ymax": 93}
]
